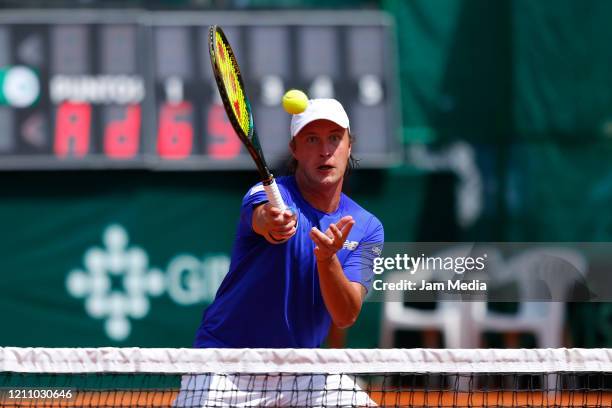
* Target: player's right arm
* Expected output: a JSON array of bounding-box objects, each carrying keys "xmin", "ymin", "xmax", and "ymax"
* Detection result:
[{"xmin": 252, "ymin": 203, "xmax": 296, "ymax": 244}]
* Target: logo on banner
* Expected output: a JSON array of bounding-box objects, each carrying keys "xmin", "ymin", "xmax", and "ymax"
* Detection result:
[{"xmin": 66, "ymin": 224, "xmax": 229, "ymax": 341}]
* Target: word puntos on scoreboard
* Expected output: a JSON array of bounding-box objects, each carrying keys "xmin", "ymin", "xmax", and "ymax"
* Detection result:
[{"xmin": 0, "ymin": 10, "xmax": 400, "ymax": 170}]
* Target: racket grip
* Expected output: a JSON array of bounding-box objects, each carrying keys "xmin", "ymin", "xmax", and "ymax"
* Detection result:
[{"xmin": 264, "ymin": 178, "xmax": 287, "ymax": 211}]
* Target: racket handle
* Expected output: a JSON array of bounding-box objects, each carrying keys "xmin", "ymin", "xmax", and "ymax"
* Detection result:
[{"xmin": 264, "ymin": 178, "xmax": 287, "ymax": 211}]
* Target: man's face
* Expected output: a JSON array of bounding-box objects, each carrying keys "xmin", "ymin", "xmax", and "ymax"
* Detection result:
[{"xmin": 290, "ymin": 119, "xmax": 351, "ymax": 187}]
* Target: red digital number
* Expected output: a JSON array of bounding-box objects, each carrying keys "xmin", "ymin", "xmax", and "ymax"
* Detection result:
[
  {"xmin": 104, "ymin": 105, "xmax": 141, "ymax": 159},
  {"xmin": 54, "ymin": 102, "xmax": 91, "ymax": 158},
  {"xmin": 207, "ymin": 103, "xmax": 241, "ymax": 159},
  {"xmin": 157, "ymin": 102, "xmax": 194, "ymax": 159}
]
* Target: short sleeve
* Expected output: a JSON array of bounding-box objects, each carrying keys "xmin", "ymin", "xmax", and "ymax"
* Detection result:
[
  {"xmin": 238, "ymin": 183, "xmax": 268, "ymax": 235},
  {"xmin": 342, "ymin": 216, "xmax": 384, "ymax": 292}
]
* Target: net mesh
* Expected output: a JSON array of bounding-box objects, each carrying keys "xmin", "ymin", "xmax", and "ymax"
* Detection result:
[
  {"xmin": 213, "ymin": 30, "xmax": 251, "ymax": 136},
  {"xmin": 1, "ymin": 348, "xmax": 611, "ymax": 407}
]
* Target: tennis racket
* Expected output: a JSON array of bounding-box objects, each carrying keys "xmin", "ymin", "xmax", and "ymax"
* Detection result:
[{"xmin": 208, "ymin": 25, "xmax": 286, "ymax": 211}]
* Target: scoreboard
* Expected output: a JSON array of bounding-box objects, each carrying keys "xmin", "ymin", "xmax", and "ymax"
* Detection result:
[{"xmin": 0, "ymin": 10, "xmax": 400, "ymax": 170}]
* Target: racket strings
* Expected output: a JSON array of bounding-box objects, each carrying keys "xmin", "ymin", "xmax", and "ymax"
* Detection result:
[{"xmin": 214, "ymin": 31, "xmax": 251, "ymax": 135}]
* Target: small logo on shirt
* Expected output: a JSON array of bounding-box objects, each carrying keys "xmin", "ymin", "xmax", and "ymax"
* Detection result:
[
  {"xmin": 372, "ymin": 246, "xmax": 382, "ymax": 256},
  {"xmin": 343, "ymin": 240, "xmax": 359, "ymax": 251}
]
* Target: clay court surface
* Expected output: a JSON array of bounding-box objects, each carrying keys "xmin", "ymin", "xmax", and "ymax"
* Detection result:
[{"xmin": 3, "ymin": 390, "xmax": 612, "ymax": 407}]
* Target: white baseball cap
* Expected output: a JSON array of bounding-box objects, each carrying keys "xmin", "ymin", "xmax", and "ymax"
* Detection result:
[{"xmin": 290, "ymin": 98, "xmax": 350, "ymax": 138}]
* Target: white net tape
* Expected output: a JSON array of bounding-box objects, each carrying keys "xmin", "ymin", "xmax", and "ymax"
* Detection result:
[{"xmin": 1, "ymin": 348, "xmax": 611, "ymax": 374}]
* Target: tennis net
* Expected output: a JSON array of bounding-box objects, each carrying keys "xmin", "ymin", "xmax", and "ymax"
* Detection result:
[{"xmin": 0, "ymin": 347, "xmax": 611, "ymax": 407}]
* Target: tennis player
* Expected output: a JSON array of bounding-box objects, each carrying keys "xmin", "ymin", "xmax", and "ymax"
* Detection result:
[{"xmin": 176, "ymin": 99, "xmax": 384, "ymax": 407}]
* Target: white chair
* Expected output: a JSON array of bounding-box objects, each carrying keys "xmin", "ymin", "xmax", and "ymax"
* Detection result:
[
  {"xmin": 470, "ymin": 248, "xmax": 588, "ymax": 348},
  {"xmin": 379, "ymin": 245, "xmax": 491, "ymax": 349},
  {"xmin": 379, "ymin": 273, "xmax": 466, "ymax": 348}
]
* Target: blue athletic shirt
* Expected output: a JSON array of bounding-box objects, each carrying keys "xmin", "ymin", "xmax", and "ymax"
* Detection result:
[{"xmin": 193, "ymin": 175, "xmax": 384, "ymax": 348}]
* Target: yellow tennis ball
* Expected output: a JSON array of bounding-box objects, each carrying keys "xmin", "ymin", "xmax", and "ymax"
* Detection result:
[{"xmin": 282, "ymin": 89, "xmax": 308, "ymax": 114}]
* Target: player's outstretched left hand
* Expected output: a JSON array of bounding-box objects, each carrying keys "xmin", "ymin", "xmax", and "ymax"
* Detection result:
[{"xmin": 309, "ymin": 215, "xmax": 355, "ymax": 262}]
